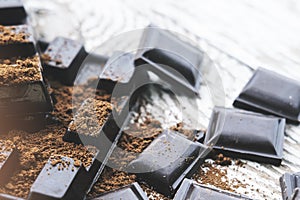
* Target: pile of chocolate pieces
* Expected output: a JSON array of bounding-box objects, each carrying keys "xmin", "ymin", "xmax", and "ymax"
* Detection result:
[{"xmin": 1, "ymin": 1, "xmax": 300, "ymax": 200}]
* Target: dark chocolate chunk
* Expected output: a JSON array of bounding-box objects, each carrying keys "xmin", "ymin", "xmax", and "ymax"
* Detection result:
[
  {"xmin": 0, "ymin": 56, "xmax": 53, "ymax": 116},
  {"xmin": 280, "ymin": 172, "xmax": 300, "ymax": 200},
  {"xmin": 128, "ymin": 130, "xmax": 207, "ymax": 197},
  {"xmin": 0, "ymin": 141, "xmax": 19, "ymax": 186},
  {"xmin": 90, "ymin": 182, "xmax": 148, "ymax": 200},
  {"xmin": 0, "ymin": 25, "xmax": 36, "ymax": 58},
  {"xmin": 135, "ymin": 25, "xmax": 203, "ymax": 95},
  {"xmin": 174, "ymin": 179, "xmax": 252, "ymax": 200},
  {"xmin": 233, "ymin": 67, "xmax": 300, "ymax": 123},
  {"xmin": 205, "ymin": 107, "xmax": 285, "ymax": 166},
  {"xmin": 28, "ymin": 148, "xmax": 101, "ymax": 200},
  {"xmin": 42, "ymin": 37, "xmax": 88, "ymax": 85},
  {"xmin": 0, "ymin": 0, "xmax": 27, "ymax": 25}
]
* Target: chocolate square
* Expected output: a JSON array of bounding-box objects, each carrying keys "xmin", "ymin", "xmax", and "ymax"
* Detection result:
[
  {"xmin": 280, "ymin": 172, "xmax": 300, "ymax": 200},
  {"xmin": 0, "ymin": 56, "xmax": 53, "ymax": 116},
  {"xmin": 174, "ymin": 179, "xmax": 252, "ymax": 200},
  {"xmin": 233, "ymin": 68, "xmax": 300, "ymax": 123},
  {"xmin": 42, "ymin": 37, "xmax": 88, "ymax": 85},
  {"xmin": 28, "ymin": 148, "xmax": 101, "ymax": 200},
  {"xmin": 90, "ymin": 183, "xmax": 148, "ymax": 200},
  {"xmin": 0, "ymin": 25, "xmax": 36, "ymax": 58},
  {"xmin": 205, "ymin": 107, "xmax": 285, "ymax": 166},
  {"xmin": 135, "ymin": 26, "xmax": 203, "ymax": 95},
  {"xmin": 128, "ymin": 130, "xmax": 206, "ymax": 197},
  {"xmin": 0, "ymin": 0, "xmax": 27, "ymax": 25}
]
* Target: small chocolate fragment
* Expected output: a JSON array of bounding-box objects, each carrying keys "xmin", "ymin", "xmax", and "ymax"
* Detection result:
[
  {"xmin": 90, "ymin": 182, "xmax": 148, "ymax": 200},
  {"xmin": 205, "ymin": 107, "xmax": 285, "ymax": 166},
  {"xmin": 0, "ymin": 56, "xmax": 53, "ymax": 116},
  {"xmin": 0, "ymin": 0, "xmax": 27, "ymax": 25},
  {"xmin": 0, "ymin": 140, "xmax": 19, "ymax": 186},
  {"xmin": 135, "ymin": 25, "xmax": 203, "ymax": 95},
  {"xmin": 173, "ymin": 179, "xmax": 252, "ymax": 200},
  {"xmin": 63, "ymin": 98, "xmax": 126, "ymax": 169},
  {"xmin": 0, "ymin": 25, "xmax": 36, "ymax": 58},
  {"xmin": 42, "ymin": 37, "xmax": 88, "ymax": 85},
  {"xmin": 28, "ymin": 149, "xmax": 101, "ymax": 200},
  {"xmin": 128, "ymin": 130, "xmax": 206, "ymax": 197},
  {"xmin": 233, "ymin": 67, "xmax": 300, "ymax": 123},
  {"xmin": 280, "ymin": 172, "xmax": 300, "ymax": 200}
]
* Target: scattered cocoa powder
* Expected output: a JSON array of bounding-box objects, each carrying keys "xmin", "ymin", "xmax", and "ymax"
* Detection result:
[
  {"xmin": 0, "ymin": 25, "xmax": 30, "ymax": 45},
  {"xmin": 69, "ymin": 98, "xmax": 112, "ymax": 137},
  {"xmin": 0, "ymin": 124, "xmax": 98, "ymax": 198},
  {"xmin": 0, "ymin": 56, "xmax": 42, "ymax": 85},
  {"xmin": 193, "ymin": 161, "xmax": 247, "ymax": 193}
]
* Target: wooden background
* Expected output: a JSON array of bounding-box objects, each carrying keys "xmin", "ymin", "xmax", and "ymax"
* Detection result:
[{"xmin": 24, "ymin": 0, "xmax": 300, "ymax": 199}]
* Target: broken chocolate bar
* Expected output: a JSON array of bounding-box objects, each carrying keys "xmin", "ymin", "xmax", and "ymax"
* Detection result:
[
  {"xmin": 0, "ymin": 140, "xmax": 19, "ymax": 186},
  {"xmin": 280, "ymin": 172, "xmax": 300, "ymax": 200},
  {"xmin": 128, "ymin": 130, "xmax": 207, "ymax": 197},
  {"xmin": 135, "ymin": 25, "xmax": 203, "ymax": 95},
  {"xmin": 42, "ymin": 37, "xmax": 88, "ymax": 85},
  {"xmin": 205, "ymin": 107, "xmax": 285, "ymax": 166},
  {"xmin": 233, "ymin": 67, "xmax": 300, "ymax": 123},
  {"xmin": 0, "ymin": 0, "xmax": 27, "ymax": 25},
  {"xmin": 28, "ymin": 148, "xmax": 101, "ymax": 200},
  {"xmin": 0, "ymin": 56, "xmax": 53, "ymax": 116},
  {"xmin": 174, "ymin": 179, "xmax": 252, "ymax": 200},
  {"xmin": 90, "ymin": 182, "xmax": 148, "ymax": 200},
  {"xmin": 0, "ymin": 25, "xmax": 36, "ymax": 58}
]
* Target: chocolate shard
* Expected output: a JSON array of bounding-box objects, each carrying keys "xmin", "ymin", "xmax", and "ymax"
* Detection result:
[
  {"xmin": 280, "ymin": 172, "xmax": 300, "ymax": 200},
  {"xmin": 0, "ymin": 193, "xmax": 25, "ymax": 200},
  {"xmin": 0, "ymin": 141, "xmax": 19, "ymax": 186},
  {"xmin": 205, "ymin": 107, "xmax": 285, "ymax": 166},
  {"xmin": 174, "ymin": 179, "xmax": 253, "ymax": 200},
  {"xmin": 233, "ymin": 67, "xmax": 300, "ymax": 123},
  {"xmin": 90, "ymin": 182, "xmax": 148, "ymax": 200},
  {"xmin": 0, "ymin": 56, "xmax": 53, "ymax": 116},
  {"xmin": 127, "ymin": 130, "xmax": 207, "ymax": 197},
  {"xmin": 0, "ymin": 0, "xmax": 27, "ymax": 25},
  {"xmin": 0, "ymin": 25, "xmax": 36, "ymax": 58},
  {"xmin": 42, "ymin": 37, "xmax": 88, "ymax": 85},
  {"xmin": 28, "ymin": 148, "xmax": 101, "ymax": 200},
  {"xmin": 135, "ymin": 25, "xmax": 203, "ymax": 95}
]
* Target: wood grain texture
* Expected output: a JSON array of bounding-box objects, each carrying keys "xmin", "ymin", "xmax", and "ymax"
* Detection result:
[{"xmin": 24, "ymin": 0, "xmax": 300, "ymax": 199}]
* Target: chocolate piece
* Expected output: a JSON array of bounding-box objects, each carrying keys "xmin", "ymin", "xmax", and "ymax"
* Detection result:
[
  {"xmin": 42, "ymin": 37, "xmax": 88, "ymax": 85},
  {"xmin": 90, "ymin": 182, "xmax": 148, "ymax": 200},
  {"xmin": 0, "ymin": 56, "xmax": 53, "ymax": 116},
  {"xmin": 63, "ymin": 98, "xmax": 128, "ymax": 169},
  {"xmin": 0, "ymin": 0, "xmax": 27, "ymax": 25},
  {"xmin": 174, "ymin": 179, "xmax": 252, "ymax": 200},
  {"xmin": 135, "ymin": 26, "xmax": 203, "ymax": 95},
  {"xmin": 0, "ymin": 25, "xmax": 36, "ymax": 58},
  {"xmin": 128, "ymin": 130, "xmax": 207, "ymax": 197},
  {"xmin": 233, "ymin": 67, "xmax": 300, "ymax": 123},
  {"xmin": 280, "ymin": 172, "xmax": 300, "ymax": 200},
  {"xmin": 28, "ymin": 148, "xmax": 101, "ymax": 200},
  {"xmin": 0, "ymin": 141, "xmax": 19, "ymax": 186},
  {"xmin": 205, "ymin": 107, "xmax": 285, "ymax": 166}
]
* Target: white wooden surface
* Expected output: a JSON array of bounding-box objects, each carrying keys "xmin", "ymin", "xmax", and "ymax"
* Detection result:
[{"xmin": 24, "ymin": 0, "xmax": 300, "ymax": 199}]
